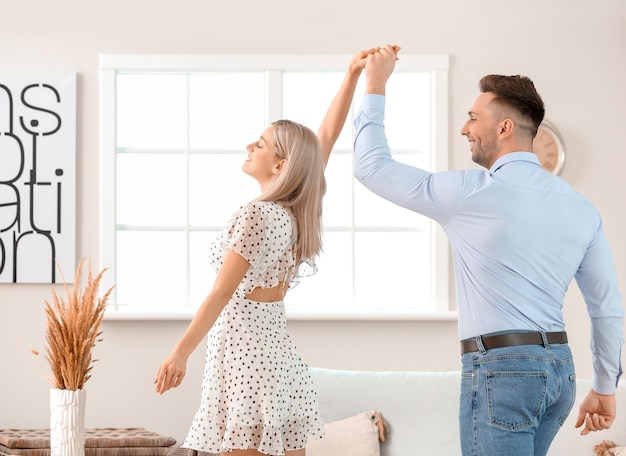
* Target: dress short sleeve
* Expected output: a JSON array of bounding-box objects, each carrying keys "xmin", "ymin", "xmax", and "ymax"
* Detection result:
[
  {"xmin": 214, "ymin": 202, "xmax": 295, "ymax": 295},
  {"xmin": 226, "ymin": 203, "xmax": 268, "ymax": 268}
]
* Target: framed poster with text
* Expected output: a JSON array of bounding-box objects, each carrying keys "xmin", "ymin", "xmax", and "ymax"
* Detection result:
[{"xmin": 0, "ymin": 71, "xmax": 76, "ymax": 283}]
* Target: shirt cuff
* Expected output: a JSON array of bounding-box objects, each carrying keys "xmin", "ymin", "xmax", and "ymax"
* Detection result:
[
  {"xmin": 360, "ymin": 93, "xmax": 385, "ymax": 112},
  {"xmin": 592, "ymin": 374, "xmax": 621, "ymax": 395}
]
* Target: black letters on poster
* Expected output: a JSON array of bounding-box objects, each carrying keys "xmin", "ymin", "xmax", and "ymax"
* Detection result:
[{"xmin": 0, "ymin": 81, "xmax": 67, "ymax": 283}]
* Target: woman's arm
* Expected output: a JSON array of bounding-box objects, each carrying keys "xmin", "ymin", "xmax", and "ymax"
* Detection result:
[
  {"xmin": 154, "ymin": 249, "xmax": 250, "ymax": 394},
  {"xmin": 317, "ymin": 49, "xmax": 373, "ymax": 166},
  {"xmin": 318, "ymin": 46, "xmax": 400, "ymax": 166}
]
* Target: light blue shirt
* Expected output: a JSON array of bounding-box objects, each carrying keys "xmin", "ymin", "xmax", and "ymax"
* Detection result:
[{"xmin": 354, "ymin": 94, "xmax": 624, "ymax": 394}]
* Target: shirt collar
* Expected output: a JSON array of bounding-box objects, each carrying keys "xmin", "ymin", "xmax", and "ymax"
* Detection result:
[{"xmin": 489, "ymin": 152, "xmax": 541, "ymax": 174}]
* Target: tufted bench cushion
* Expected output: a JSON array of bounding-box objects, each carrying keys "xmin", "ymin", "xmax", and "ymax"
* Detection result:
[{"xmin": 0, "ymin": 428, "xmax": 176, "ymax": 455}]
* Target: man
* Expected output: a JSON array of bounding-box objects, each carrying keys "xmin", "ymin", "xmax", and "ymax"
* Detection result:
[{"xmin": 353, "ymin": 45, "xmax": 624, "ymax": 456}]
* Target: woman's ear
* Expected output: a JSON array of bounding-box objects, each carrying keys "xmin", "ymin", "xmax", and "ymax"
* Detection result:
[{"xmin": 273, "ymin": 159, "xmax": 286, "ymax": 175}]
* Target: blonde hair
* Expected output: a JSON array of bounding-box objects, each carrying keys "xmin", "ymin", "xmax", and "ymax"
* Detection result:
[{"xmin": 256, "ymin": 119, "xmax": 326, "ymax": 265}]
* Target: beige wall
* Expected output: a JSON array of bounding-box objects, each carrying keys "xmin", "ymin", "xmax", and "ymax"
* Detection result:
[{"xmin": 1, "ymin": 0, "xmax": 624, "ymax": 445}]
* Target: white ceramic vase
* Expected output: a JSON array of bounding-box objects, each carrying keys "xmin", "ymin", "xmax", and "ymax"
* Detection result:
[{"xmin": 50, "ymin": 388, "xmax": 86, "ymax": 456}]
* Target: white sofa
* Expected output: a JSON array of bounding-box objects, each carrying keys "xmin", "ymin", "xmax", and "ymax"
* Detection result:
[{"xmin": 309, "ymin": 367, "xmax": 626, "ymax": 456}]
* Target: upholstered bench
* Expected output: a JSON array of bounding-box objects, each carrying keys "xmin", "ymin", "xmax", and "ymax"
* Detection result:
[{"xmin": 0, "ymin": 428, "xmax": 176, "ymax": 456}]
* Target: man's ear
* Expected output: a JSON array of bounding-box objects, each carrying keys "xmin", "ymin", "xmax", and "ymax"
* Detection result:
[{"xmin": 498, "ymin": 118, "xmax": 514, "ymax": 138}]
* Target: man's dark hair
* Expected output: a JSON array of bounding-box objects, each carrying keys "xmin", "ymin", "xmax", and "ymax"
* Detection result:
[{"xmin": 479, "ymin": 75, "xmax": 545, "ymax": 137}]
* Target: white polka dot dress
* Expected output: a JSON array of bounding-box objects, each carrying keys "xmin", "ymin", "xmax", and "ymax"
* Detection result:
[{"xmin": 180, "ymin": 201, "xmax": 324, "ymax": 455}]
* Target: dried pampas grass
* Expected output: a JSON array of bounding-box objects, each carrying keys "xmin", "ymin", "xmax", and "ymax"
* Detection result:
[
  {"xmin": 595, "ymin": 441, "xmax": 622, "ymax": 456},
  {"xmin": 43, "ymin": 258, "xmax": 114, "ymax": 390}
]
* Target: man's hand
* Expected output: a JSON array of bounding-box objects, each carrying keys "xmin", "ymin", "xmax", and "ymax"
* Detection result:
[
  {"xmin": 364, "ymin": 44, "xmax": 400, "ymax": 95},
  {"xmin": 575, "ymin": 389, "xmax": 616, "ymax": 435}
]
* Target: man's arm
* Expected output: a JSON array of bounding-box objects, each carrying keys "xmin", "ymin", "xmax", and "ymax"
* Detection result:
[
  {"xmin": 575, "ymin": 226, "xmax": 624, "ymax": 393},
  {"xmin": 574, "ymin": 224, "xmax": 624, "ymax": 434},
  {"xmin": 353, "ymin": 46, "xmax": 467, "ymax": 225}
]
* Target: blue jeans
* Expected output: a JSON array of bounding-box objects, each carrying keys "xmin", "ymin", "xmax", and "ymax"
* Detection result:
[{"xmin": 460, "ymin": 332, "xmax": 576, "ymax": 456}]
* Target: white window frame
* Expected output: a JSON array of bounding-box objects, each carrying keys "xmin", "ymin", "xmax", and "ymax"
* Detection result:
[{"xmin": 99, "ymin": 53, "xmax": 453, "ymax": 321}]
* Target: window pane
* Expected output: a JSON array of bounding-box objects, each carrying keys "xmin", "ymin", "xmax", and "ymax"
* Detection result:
[
  {"xmin": 189, "ymin": 73, "xmax": 265, "ymax": 150},
  {"xmin": 322, "ymin": 153, "xmax": 352, "ymax": 227},
  {"xmin": 116, "ymin": 231, "xmax": 187, "ymax": 310},
  {"xmin": 116, "ymin": 74, "xmax": 188, "ymax": 149},
  {"xmin": 189, "ymin": 154, "xmax": 260, "ymax": 226},
  {"xmin": 283, "ymin": 72, "xmax": 353, "ymax": 150},
  {"xmin": 386, "ymin": 73, "xmax": 431, "ymax": 152},
  {"xmin": 354, "ymin": 231, "xmax": 432, "ymax": 310},
  {"xmin": 354, "ymin": 154, "xmax": 429, "ymax": 228},
  {"xmin": 285, "ymin": 232, "xmax": 353, "ymax": 311},
  {"xmin": 189, "ymin": 231, "xmax": 219, "ymax": 309},
  {"xmin": 116, "ymin": 153, "xmax": 187, "ymax": 226},
  {"xmin": 103, "ymin": 54, "xmax": 448, "ymax": 316}
]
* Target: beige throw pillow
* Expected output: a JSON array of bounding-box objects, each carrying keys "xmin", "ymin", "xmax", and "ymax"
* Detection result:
[{"xmin": 306, "ymin": 411, "xmax": 383, "ymax": 456}]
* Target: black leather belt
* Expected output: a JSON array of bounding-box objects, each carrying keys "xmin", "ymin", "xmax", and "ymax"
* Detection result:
[{"xmin": 460, "ymin": 331, "xmax": 568, "ymax": 355}]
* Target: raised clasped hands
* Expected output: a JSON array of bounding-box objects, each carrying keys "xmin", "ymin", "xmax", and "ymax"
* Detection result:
[
  {"xmin": 575, "ymin": 389, "xmax": 616, "ymax": 435},
  {"xmin": 350, "ymin": 45, "xmax": 401, "ymax": 73},
  {"xmin": 363, "ymin": 44, "xmax": 401, "ymax": 95}
]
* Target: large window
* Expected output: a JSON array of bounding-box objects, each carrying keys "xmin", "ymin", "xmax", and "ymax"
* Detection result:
[{"xmin": 100, "ymin": 54, "xmax": 451, "ymax": 320}]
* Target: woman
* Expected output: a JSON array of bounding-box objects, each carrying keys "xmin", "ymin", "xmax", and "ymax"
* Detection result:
[{"xmin": 154, "ymin": 46, "xmax": 398, "ymax": 456}]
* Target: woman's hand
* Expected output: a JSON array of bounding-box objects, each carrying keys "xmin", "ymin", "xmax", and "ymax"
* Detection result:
[
  {"xmin": 349, "ymin": 47, "xmax": 378, "ymax": 73},
  {"xmin": 154, "ymin": 351, "xmax": 187, "ymax": 394}
]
